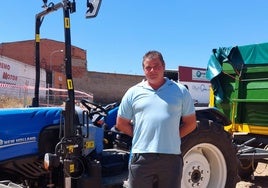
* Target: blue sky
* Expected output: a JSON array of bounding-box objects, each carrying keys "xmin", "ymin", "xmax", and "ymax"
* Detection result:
[{"xmin": 1, "ymin": 0, "xmax": 268, "ymax": 75}]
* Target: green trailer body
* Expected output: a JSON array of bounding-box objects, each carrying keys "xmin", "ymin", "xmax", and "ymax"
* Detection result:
[
  {"xmin": 206, "ymin": 42, "xmax": 268, "ymax": 135},
  {"xmin": 206, "ymin": 42, "xmax": 268, "ymax": 179}
]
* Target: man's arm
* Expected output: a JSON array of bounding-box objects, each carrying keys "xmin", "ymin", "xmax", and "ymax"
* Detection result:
[
  {"xmin": 180, "ymin": 113, "xmax": 196, "ymax": 138},
  {"xmin": 116, "ymin": 116, "xmax": 133, "ymax": 137}
]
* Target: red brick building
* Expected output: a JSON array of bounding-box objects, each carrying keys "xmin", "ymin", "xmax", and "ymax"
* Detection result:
[
  {"xmin": 0, "ymin": 39, "xmax": 144, "ymax": 104},
  {"xmin": 0, "ymin": 39, "xmax": 87, "ymax": 90}
]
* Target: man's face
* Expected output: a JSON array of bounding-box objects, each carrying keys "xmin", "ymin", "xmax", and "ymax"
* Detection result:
[{"xmin": 143, "ymin": 58, "xmax": 165, "ymax": 84}]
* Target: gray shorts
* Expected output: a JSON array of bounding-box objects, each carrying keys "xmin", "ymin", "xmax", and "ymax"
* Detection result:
[{"xmin": 128, "ymin": 153, "xmax": 183, "ymax": 188}]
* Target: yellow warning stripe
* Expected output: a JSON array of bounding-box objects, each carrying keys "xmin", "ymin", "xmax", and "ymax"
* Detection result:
[
  {"xmin": 67, "ymin": 79, "xmax": 73, "ymax": 90},
  {"xmin": 65, "ymin": 17, "xmax": 70, "ymax": 28}
]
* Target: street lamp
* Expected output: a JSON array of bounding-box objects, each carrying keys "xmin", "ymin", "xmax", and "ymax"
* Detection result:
[
  {"xmin": 48, "ymin": 49, "xmax": 63, "ymax": 106},
  {"xmin": 49, "ymin": 49, "xmax": 64, "ymax": 71}
]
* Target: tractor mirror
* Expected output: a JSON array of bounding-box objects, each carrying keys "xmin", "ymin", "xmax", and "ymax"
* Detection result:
[{"xmin": 86, "ymin": 0, "xmax": 102, "ymax": 18}]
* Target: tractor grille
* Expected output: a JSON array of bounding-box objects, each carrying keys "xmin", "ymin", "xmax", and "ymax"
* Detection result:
[
  {"xmin": 1, "ymin": 156, "xmax": 49, "ymax": 179},
  {"xmin": 13, "ymin": 159, "xmax": 48, "ymax": 179}
]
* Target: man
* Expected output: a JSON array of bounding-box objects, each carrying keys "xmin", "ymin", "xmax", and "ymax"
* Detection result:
[{"xmin": 116, "ymin": 50, "xmax": 196, "ymax": 188}]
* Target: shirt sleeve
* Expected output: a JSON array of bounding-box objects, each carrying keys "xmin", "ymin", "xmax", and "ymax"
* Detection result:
[
  {"xmin": 181, "ymin": 86, "xmax": 196, "ymax": 116},
  {"xmin": 118, "ymin": 87, "xmax": 134, "ymax": 120}
]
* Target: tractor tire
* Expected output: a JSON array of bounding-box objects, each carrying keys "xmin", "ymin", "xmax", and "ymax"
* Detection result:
[{"xmin": 181, "ymin": 120, "xmax": 239, "ymax": 188}]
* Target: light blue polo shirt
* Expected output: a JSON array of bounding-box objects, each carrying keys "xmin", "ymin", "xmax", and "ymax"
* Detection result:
[{"xmin": 118, "ymin": 78, "xmax": 195, "ymax": 154}]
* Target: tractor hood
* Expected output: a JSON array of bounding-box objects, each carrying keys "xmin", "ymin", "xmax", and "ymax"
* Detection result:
[{"xmin": 0, "ymin": 107, "xmax": 62, "ymax": 161}]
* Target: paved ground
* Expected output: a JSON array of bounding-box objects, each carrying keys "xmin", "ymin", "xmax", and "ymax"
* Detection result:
[{"xmin": 236, "ymin": 163, "xmax": 268, "ymax": 188}]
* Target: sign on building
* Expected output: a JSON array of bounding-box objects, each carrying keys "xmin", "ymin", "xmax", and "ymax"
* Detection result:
[{"xmin": 0, "ymin": 56, "xmax": 46, "ymax": 98}]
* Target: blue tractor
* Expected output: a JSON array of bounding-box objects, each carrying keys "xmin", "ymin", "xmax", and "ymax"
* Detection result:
[{"xmin": 0, "ymin": 1, "xmax": 130, "ymax": 187}]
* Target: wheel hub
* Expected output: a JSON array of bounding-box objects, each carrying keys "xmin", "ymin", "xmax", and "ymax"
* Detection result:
[
  {"xmin": 191, "ymin": 169, "xmax": 202, "ymax": 183},
  {"xmin": 182, "ymin": 151, "xmax": 210, "ymax": 187}
]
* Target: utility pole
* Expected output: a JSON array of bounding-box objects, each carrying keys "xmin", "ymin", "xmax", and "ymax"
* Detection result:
[{"xmin": 34, "ymin": 1, "xmax": 102, "ymax": 187}]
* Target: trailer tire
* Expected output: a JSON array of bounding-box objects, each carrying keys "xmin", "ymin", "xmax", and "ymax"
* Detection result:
[
  {"xmin": 238, "ymin": 159, "xmax": 258, "ymax": 180},
  {"xmin": 181, "ymin": 120, "xmax": 239, "ymax": 188}
]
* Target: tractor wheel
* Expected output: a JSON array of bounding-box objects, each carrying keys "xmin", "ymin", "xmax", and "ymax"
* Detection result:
[{"xmin": 181, "ymin": 120, "xmax": 239, "ymax": 188}]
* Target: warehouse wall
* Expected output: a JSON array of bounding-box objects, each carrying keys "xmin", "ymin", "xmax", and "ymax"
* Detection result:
[{"xmin": 74, "ymin": 71, "xmax": 144, "ymax": 104}]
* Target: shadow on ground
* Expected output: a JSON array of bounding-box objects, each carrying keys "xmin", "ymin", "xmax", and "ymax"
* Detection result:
[{"xmin": 236, "ymin": 174, "xmax": 268, "ymax": 188}]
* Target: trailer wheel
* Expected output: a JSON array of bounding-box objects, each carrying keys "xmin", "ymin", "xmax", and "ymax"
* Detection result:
[
  {"xmin": 238, "ymin": 159, "xmax": 258, "ymax": 180},
  {"xmin": 181, "ymin": 120, "xmax": 239, "ymax": 188}
]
